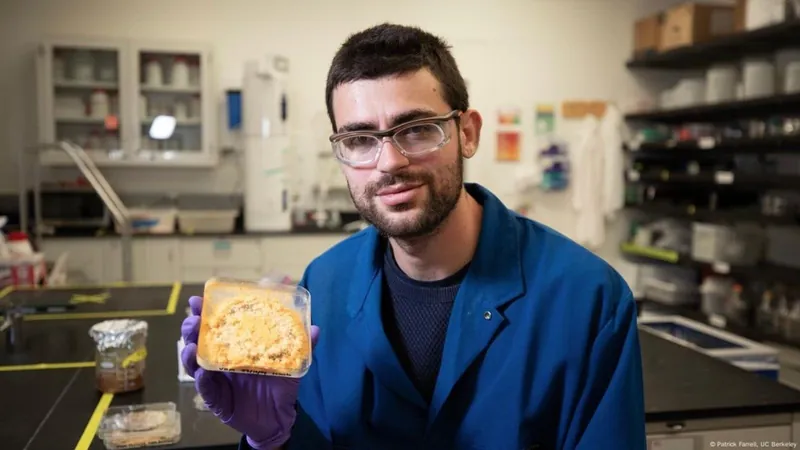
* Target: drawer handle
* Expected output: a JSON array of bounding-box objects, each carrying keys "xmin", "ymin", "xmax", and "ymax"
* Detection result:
[{"xmin": 666, "ymin": 422, "xmax": 685, "ymax": 431}]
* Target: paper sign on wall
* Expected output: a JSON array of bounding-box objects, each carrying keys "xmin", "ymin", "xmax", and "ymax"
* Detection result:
[
  {"xmin": 561, "ymin": 100, "xmax": 607, "ymax": 119},
  {"xmin": 497, "ymin": 108, "xmax": 521, "ymax": 126},
  {"xmin": 496, "ymin": 131, "xmax": 521, "ymax": 162},
  {"xmin": 534, "ymin": 104, "xmax": 555, "ymax": 136}
]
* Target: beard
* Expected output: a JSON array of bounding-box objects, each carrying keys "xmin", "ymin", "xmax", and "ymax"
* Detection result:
[{"xmin": 348, "ymin": 151, "xmax": 464, "ymax": 240}]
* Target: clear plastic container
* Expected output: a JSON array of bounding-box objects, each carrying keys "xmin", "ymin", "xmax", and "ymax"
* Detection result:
[
  {"xmin": 196, "ymin": 277, "xmax": 312, "ymax": 377},
  {"xmin": 97, "ymin": 402, "xmax": 181, "ymax": 449}
]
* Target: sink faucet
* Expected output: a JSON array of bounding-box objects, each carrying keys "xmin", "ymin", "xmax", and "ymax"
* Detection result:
[{"xmin": 0, "ymin": 306, "xmax": 24, "ymax": 353}]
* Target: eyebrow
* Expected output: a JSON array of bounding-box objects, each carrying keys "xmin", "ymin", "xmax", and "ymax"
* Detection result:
[{"xmin": 337, "ymin": 108, "xmax": 440, "ymax": 134}]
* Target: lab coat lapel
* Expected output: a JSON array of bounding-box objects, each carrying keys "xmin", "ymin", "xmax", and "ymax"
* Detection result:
[
  {"xmin": 345, "ymin": 227, "xmax": 427, "ymax": 409},
  {"xmin": 428, "ymin": 184, "xmax": 526, "ymax": 426}
]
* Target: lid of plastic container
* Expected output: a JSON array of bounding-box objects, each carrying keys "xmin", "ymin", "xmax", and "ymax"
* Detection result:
[{"xmin": 7, "ymin": 231, "xmax": 28, "ymax": 241}]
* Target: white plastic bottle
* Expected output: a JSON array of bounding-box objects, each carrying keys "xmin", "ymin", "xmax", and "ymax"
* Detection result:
[
  {"xmin": 174, "ymin": 100, "xmax": 188, "ymax": 120},
  {"xmin": 91, "ymin": 89, "xmax": 110, "ymax": 118},
  {"xmin": 0, "ymin": 216, "xmax": 11, "ymax": 259},
  {"xmin": 172, "ymin": 57, "xmax": 189, "ymax": 88},
  {"xmin": 145, "ymin": 58, "xmax": 163, "ymax": 87}
]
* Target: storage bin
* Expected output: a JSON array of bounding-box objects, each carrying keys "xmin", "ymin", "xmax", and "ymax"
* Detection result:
[
  {"xmin": 659, "ymin": 3, "xmax": 736, "ymax": 52},
  {"xmin": 0, "ymin": 253, "xmax": 47, "ymax": 288},
  {"xmin": 633, "ymin": 13, "xmax": 663, "ymax": 57},
  {"xmin": 691, "ymin": 222, "xmax": 763, "ymax": 265},
  {"xmin": 742, "ymin": 57, "xmax": 776, "ymax": 99},
  {"xmin": 115, "ymin": 208, "xmax": 176, "ymax": 234},
  {"xmin": 765, "ymin": 226, "xmax": 800, "ymax": 269},
  {"xmin": 705, "ymin": 65, "xmax": 739, "ymax": 103},
  {"xmin": 178, "ymin": 209, "xmax": 238, "ymax": 234},
  {"xmin": 644, "ymin": 277, "xmax": 698, "ymax": 305}
]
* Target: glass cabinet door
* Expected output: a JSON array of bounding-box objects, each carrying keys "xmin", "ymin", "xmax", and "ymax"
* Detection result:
[
  {"xmin": 43, "ymin": 42, "xmax": 126, "ymax": 158},
  {"xmin": 134, "ymin": 45, "xmax": 209, "ymax": 161}
]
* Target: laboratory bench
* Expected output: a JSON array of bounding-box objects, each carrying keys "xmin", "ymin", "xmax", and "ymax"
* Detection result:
[{"xmin": 4, "ymin": 284, "xmax": 800, "ymax": 449}]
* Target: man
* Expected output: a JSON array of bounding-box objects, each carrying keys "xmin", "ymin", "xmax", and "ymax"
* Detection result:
[{"xmin": 181, "ymin": 23, "xmax": 646, "ymax": 450}]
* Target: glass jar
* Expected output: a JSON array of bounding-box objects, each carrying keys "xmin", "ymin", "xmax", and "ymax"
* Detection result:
[{"xmin": 89, "ymin": 319, "xmax": 148, "ymax": 394}]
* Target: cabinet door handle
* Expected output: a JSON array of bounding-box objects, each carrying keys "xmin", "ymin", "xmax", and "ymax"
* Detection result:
[{"xmin": 666, "ymin": 422, "xmax": 685, "ymax": 431}]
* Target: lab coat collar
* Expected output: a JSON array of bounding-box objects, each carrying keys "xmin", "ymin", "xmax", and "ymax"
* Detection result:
[
  {"xmin": 344, "ymin": 183, "xmax": 524, "ymax": 316},
  {"xmin": 344, "ymin": 183, "xmax": 527, "ymax": 413},
  {"xmin": 427, "ymin": 183, "xmax": 526, "ymax": 425}
]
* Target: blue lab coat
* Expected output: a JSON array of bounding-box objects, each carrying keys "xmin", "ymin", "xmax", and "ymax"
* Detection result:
[{"xmin": 243, "ymin": 183, "xmax": 646, "ymax": 450}]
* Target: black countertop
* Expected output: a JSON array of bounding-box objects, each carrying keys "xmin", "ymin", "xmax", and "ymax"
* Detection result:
[
  {"xmin": 640, "ymin": 327, "xmax": 800, "ymax": 422},
  {"xmin": 3, "ymin": 283, "xmax": 800, "ymax": 449}
]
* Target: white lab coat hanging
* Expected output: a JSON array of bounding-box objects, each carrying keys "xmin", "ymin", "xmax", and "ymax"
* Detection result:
[
  {"xmin": 571, "ymin": 106, "xmax": 626, "ymax": 250},
  {"xmin": 571, "ymin": 116, "xmax": 604, "ymax": 249}
]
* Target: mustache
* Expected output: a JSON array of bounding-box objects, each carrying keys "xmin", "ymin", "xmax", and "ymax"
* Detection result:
[{"xmin": 366, "ymin": 172, "xmax": 431, "ymax": 195}]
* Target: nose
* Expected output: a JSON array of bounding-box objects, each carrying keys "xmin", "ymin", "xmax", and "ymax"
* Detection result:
[{"xmin": 376, "ymin": 138, "xmax": 410, "ymax": 173}]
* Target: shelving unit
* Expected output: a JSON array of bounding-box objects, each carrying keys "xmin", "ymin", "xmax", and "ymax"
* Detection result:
[
  {"xmin": 625, "ymin": 93, "xmax": 800, "ymax": 123},
  {"xmin": 622, "ymin": 18, "xmax": 800, "ymax": 347},
  {"xmin": 621, "ymin": 243, "xmax": 800, "ymax": 283},
  {"xmin": 627, "ymin": 21, "xmax": 800, "ymax": 70},
  {"xmin": 35, "ymin": 37, "xmax": 216, "ymax": 168},
  {"xmin": 627, "ymin": 169, "xmax": 800, "ymax": 189},
  {"xmin": 625, "ymin": 203, "xmax": 800, "ymax": 226},
  {"xmin": 629, "ymin": 136, "xmax": 800, "ymax": 157}
]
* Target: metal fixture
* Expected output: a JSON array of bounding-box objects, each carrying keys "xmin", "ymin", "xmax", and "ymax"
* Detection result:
[{"xmin": 17, "ymin": 141, "xmax": 133, "ymax": 282}]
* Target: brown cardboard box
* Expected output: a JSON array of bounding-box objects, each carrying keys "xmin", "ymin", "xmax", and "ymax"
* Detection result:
[
  {"xmin": 634, "ymin": 14, "xmax": 663, "ymax": 56},
  {"xmin": 659, "ymin": 2, "xmax": 737, "ymax": 51},
  {"xmin": 734, "ymin": 0, "xmax": 747, "ymax": 31}
]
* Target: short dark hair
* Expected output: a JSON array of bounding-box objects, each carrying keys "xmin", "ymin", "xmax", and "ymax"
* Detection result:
[{"xmin": 325, "ymin": 23, "xmax": 469, "ymax": 132}]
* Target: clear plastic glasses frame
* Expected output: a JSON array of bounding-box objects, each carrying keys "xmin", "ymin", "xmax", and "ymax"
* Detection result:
[{"xmin": 329, "ymin": 110, "xmax": 462, "ymax": 167}]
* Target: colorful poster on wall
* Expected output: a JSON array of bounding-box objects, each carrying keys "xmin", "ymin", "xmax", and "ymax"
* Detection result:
[
  {"xmin": 534, "ymin": 104, "xmax": 555, "ymax": 136},
  {"xmin": 496, "ymin": 131, "xmax": 521, "ymax": 162},
  {"xmin": 497, "ymin": 108, "xmax": 522, "ymax": 126}
]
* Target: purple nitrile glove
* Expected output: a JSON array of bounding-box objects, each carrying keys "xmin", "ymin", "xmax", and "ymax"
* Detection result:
[{"xmin": 181, "ymin": 295, "xmax": 320, "ymax": 450}]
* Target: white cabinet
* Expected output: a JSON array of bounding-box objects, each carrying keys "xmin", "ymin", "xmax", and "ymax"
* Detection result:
[
  {"xmin": 647, "ymin": 414, "xmax": 798, "ymax": 448},
  {"xmin": 131, "ymin": 238, "xmax": 180, "ymax": 283},
  {"xmin": 648, "ymin": 425, "xmax": 791, "ymax": 448},
  {"xmin": 39, "ymin": 238, "xmax": 112, "ymax": 284},
  {"xmin": 179, "ymin": 237, "xmax": 263, "ymax": 282},
  {"xmin": 36, "ymin": 37, "xmax": 216, "ymax": 168},
  {"xmin": 262, "ymin": 235, "xmax": 346, "ymax": 281},
  {"xmin": 37, "ymin": 234, "xmax": 350, "ymax": 285}
]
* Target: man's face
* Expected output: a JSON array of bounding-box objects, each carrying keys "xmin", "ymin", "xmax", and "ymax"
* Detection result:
[{"xmin": 331, "ymin": 69, "xmax": 472, "ymax": 239}]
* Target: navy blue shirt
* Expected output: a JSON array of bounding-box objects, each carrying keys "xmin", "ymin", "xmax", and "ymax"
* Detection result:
[{"xmin": 381, "ymin": 244, "xmax": 469, "ymax": 403}]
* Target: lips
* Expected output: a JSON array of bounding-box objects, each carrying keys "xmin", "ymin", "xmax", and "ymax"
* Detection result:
[
  {"xmin": 375, "ymin": 183, "xmax": 424, "ymax": 207},
  {"xmin": 376, "ymin": 183, "xmax": 422, "ymax": 196}
]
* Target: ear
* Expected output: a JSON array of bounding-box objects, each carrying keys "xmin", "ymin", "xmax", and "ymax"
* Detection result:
[{"xmin": 459, "ymin": 109, "xmax": 482, "ymax": 159}]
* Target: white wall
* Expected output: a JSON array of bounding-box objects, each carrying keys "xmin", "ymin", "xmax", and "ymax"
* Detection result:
[{"xmin": 0, "ymin": 0, "xmax": 670, "ymax": 277}]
